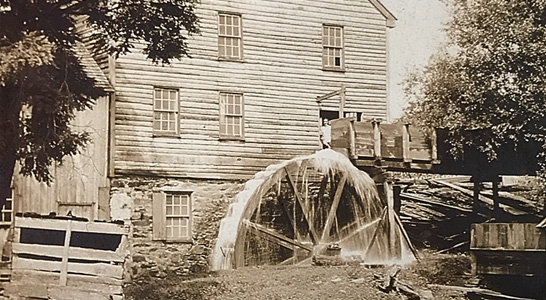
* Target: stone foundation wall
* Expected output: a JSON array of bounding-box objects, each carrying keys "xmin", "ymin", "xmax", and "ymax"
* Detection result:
[{"xmin": 110, "ymin": 177, "xmax": 243, "ymax": 280}]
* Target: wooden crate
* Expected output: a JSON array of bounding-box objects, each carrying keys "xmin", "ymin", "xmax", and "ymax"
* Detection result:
[
  {"xmin": 470, "ymin": 223, "xmax": 546, "ymax": 276},
  {"xmin": 3, "ymin": 216, "xmax": 128, "ymax": 300}
]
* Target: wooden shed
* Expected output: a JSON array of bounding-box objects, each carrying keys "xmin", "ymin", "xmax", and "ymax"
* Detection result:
[{"xmin": 470, "ymin": 223, "xmax": 546, "ymax": 276}]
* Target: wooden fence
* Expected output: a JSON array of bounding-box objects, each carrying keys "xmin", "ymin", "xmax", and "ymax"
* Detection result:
[
  {"xmin": 4, "ymin": 216, "xmax": 128, "ymax": 300},
  {"xmin": 470, "ymin": 223, "xmax": 546, "ymax": 276}
]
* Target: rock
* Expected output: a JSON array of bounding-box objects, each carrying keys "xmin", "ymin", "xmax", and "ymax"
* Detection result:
[
  {"xmin": 351, "ymin": 278, "xmax": 366, "ymax": 284},
  {"xmin": 331, "ymin": 277, "xmax": 342, "ymax": 283}
]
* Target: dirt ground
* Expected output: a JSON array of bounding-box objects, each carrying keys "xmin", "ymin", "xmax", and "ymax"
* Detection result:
[{"xmin": 125, "ymin": 251, "xmax": 471, "ymax": 300}]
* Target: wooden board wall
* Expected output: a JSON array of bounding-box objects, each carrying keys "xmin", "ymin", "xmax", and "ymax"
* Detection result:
[
  {"xmin": 12, "ymin": 96, "xmax": 110, "ymax": 220},
  {"xmin": 113, "ymin": 0, "xmax": 391, "ymax": 180}
]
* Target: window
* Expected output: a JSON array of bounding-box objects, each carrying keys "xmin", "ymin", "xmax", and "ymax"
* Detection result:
[
  {"xmin": 152, "ymin": 191, "xmax": 192, "ymax": 242},
  {"xmin": 322, "ymin": 25, "xmax": 343, "ymax": 70},
  {"xmin": 218, "ymin": 13, "xmax": 242, "ymax": 60},
  {"xmin": 153, "ymin": 88, "xmax": 179, "ymax": 135},
  {"xmin": 219, "ymin": 93, "xmax": 244, "ymax": 139},
  {"xmin": 0, "ymin": 189, "xmax": 13, "ymax": 225}
]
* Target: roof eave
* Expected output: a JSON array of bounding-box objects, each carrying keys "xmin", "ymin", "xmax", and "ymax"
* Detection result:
[{"xmin": 369, "ymin": 0, "xmax": 397, "ymax": 28}]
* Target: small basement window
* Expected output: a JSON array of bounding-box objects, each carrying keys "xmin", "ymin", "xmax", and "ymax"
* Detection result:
[{"xmin": 153, "ymin": 191, "xmax": 193, "ymax": 242}]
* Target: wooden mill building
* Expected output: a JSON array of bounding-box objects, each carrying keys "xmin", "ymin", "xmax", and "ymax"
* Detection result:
[{"xmin": 7, "ymin": 0, "xmax": 397, "ymax": 282}]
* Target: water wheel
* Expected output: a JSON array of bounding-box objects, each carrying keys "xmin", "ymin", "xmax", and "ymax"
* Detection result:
[{"xmin": 213, "ymin": 149, "xmax": 415, "ymax": 269}]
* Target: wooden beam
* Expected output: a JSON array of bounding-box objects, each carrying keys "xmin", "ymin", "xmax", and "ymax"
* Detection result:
[
  {"xmin": 243, "ymin": 220, "xmax": 313, "ymax": 252},
  {"xmin": 320, "ymin": 176, "xmax": 347, "ymax": 243},
  {"xmin": 316, "ymin": 89, "xmax": 341, "ymax": 102},
  {"xmin": 284, "ymin": 167, "xmax": 319, "ymax": 244}
]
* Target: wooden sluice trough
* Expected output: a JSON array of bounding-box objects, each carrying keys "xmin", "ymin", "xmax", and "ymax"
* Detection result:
[{"xmin": 3, "ymin": 216, "xmax": 128, "ymax": 300}]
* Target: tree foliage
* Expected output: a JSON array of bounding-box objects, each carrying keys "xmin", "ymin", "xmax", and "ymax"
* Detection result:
[
  {"xmin": 0, "ymin": 0, "xmax": 199, "ymax": 207},
  {"xmin": 405, "ymin": 0, "xmax": 546, "ymax": 163}
]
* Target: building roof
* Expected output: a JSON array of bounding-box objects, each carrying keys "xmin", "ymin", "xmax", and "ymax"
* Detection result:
[
  {"xmin": 369, "ymin": 0, "xmax": 397, "ymax": 28},
  {"xmin": 73, "ymin": 42, "xmax": 113, "ymax": 92}
]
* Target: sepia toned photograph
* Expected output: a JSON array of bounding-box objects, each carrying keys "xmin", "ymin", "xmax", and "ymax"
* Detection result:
[{"xmin": 1, "ymin": 0, "xmax": 545, "ymax": 299}]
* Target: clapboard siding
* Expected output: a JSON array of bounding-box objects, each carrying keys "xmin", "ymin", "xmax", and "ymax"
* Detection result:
[{"xmin": 114, "ymin": 0, "xmax": 392, "ymax": 180}]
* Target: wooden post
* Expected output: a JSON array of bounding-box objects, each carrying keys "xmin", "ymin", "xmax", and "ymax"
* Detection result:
[
  {"xmin": 385, "ymin": 180, "xmax": 399, "ymax": 259},
  {"xmin": 402, "ymin": 124, "xmax": 411, "ymax": 163},
  {"xmin": 472, "ymin": 177, "xmax": 480, "ymax": 217},
  {"xmin": 492, "ymin": 179, "xmax": 500, "ymax": 218},
  {"xmin": 431, "ymin": 129, "xmax": 439, "ymax": 162},
  {"xmin": 60, "ymin": 219, "xmax": 72, "ymax": 286},
  {"xmin": 372, "ymin": 120, "xmax": 381, "ymax": 160},
  {"xmin": 339, "ymin": 85, "xmax": 345, "ymax": 118},
  {"xmin": 349, "ymin": 119, "xmax": 356, "ymax": 159}
]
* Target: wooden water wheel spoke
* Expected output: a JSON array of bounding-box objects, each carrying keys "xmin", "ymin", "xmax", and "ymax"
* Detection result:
[
  {"xmin": 284, "ymin": 167, "xmax": 319, "ymax": 244},
  {"xmin": 320, "ymin": 175, "xmax": 347, "ymax": 243},
  {"xmin": 243, "ymin": 220, "xmax": 313, "ymax": 252}
]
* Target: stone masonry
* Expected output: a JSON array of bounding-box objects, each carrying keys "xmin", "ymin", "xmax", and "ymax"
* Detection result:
[{"xmin": 110, "ymin": 177, "xmax": 243, "ymax": 281}]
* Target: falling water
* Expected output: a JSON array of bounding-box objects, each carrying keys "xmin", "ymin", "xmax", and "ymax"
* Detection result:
[{"xmin": 212, "ymin": 149, "xmax": 416, "ymax": 270}]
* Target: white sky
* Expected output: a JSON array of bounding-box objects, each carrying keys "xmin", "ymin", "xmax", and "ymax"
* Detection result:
[{"xmin": 380, "ymin": 0, "xmax": 452, "ymax": 122}]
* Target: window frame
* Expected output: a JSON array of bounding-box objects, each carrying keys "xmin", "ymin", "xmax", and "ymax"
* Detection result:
[
  {"xmin": 218, "ymin": 12, "xmax": 243, "ymax": 61},
  {"xmin": 322, "ymin": 24, "xmax": 345, "ymax": 71},
  {"xmin": 152, "ymin": 190, "xmax": 193, "ymax": 243},
  {"xmin": 152, "ymin": 87, "xmax": 180, "ymax": 137},
  {"xmin": 219, "ymin": 92, "xmax": 245, "ymax": 140},
  {"xmin": 0, "ymin": 188, "xmax": 13, "ymax": 227}
]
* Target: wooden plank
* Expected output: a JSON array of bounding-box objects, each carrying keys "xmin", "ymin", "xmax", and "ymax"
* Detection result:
[
  {"xmin": 12, "ymin": 243, "xmax": 124, "ymax": 263},
  {"xmin": 48, "ymin": 286, "xmax": 115, "ymax": 300},
  {"xmin": 4, "ymin": 282, "xmax": 49, "ymax": 299},
  {"xmin": 244, "ymin": 220, "xmax": 313, "ymax": 252},
  {"xmin": 67, "ymin": 272, "xmax": 122, "ymax": 287},
  {"xmin": 68, "ymin": 261, "xmax": 123, "ymax": 279},
  {"xmin": 66, "ymin": 276, "xmax": 122, "ymax": 294},
  {"xmin": 15, "ymin": 217, "xmax": 127, "ymax": 235},
  {"xmin": 12, "ymin": 256, "xmax": 61, "ymax": 273},
  {"xmin": 320, "ymin": 176, "xmax": 347, "ymax": 243},
  {"xmin": 11, "ymin": 269, "xmax": 59, "ymax": 286}
]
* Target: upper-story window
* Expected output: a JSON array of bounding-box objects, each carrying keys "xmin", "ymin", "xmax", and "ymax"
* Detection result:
[
  {"xmin": 218, "ymin": 13, "xmax": 242, "ymax": 60},
  {"xmin": 219, "ymin": 92, "xmax": 244, "ymax": 139},
  {"xmin": 322, "ymin": 25, "xmax": 344, "ymax": 70},
  {"xmin": 153, "ymin": 88, "xmax": 179, "ymax": 136}
]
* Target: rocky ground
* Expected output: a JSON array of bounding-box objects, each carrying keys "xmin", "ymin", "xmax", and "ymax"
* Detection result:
[{"xmin": 124, "ymin": 250, "xmax": 472, "ymax": 300}]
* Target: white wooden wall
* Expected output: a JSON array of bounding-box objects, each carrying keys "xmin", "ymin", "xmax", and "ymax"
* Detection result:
[{"xmin": 113, "ymin": 0, "xmax": 392, "ymax": 180}]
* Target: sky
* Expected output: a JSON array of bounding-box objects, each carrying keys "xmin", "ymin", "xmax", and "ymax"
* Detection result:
[{"xmin": 380, "ymin": 0, "xmax": 452, "ymax": 122}]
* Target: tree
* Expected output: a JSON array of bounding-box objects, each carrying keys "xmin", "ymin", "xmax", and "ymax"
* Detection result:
[
  {"xmin": 0, "ymin": 0, "xmax": 199, "ymax": 210},
  {"xmin": 405, "ymin": 0, "xmax": 546, "ymax": 166}
]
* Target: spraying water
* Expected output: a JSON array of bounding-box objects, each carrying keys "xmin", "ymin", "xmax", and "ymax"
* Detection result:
[{"xmin": 212, "ymin": 149, "xmax": 415, "ymax": 270}]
